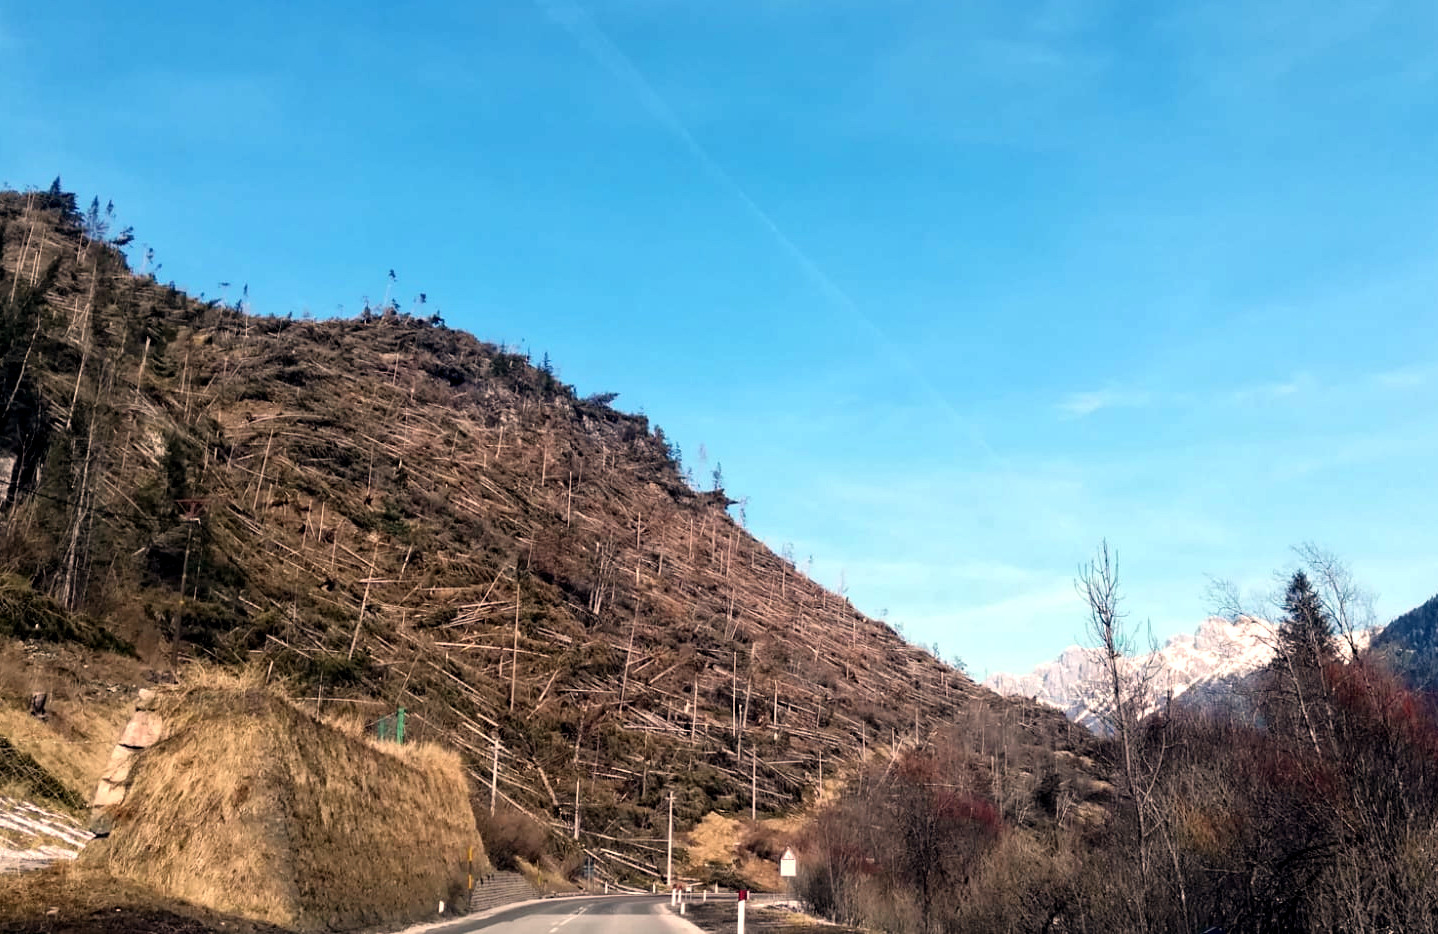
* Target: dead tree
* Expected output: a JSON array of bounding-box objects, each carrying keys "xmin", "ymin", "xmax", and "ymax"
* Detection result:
[{"xmin": 1078, "ymin": 541, "xmax": 1186, "ymax": 925}]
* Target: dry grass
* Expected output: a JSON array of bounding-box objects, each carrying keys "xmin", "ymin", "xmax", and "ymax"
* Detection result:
[
  {"xmin": 0, "ymin": 861, "xmax": 288, "ymax": 934},
  {"xmin": 683, "ymin": 812, "xmax": 794, "ymax": 891},
  {"xmin": 80, "ymin": 682, "xmax": 482, "ymax": 931},
  {"xmin": 514, "ymin": 855, "xmax": 580, "ymax": 894},
  {"xmin": 0, "ymin": 642, "xmax": 144, "ymax": 812}
]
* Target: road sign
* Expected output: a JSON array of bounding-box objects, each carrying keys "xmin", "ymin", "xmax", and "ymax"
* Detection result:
[{"xmin": 780, "ymin": 848, "xmax": 797, "ymax": 878}]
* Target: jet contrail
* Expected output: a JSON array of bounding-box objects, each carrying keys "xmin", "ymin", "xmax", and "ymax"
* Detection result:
[{"xmin": 534, "ymin": 0, "xmax": 999, "ymax": 463}]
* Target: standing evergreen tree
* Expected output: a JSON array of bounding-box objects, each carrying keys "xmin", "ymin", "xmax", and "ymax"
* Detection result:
[
  {"xmin": 1265, "ymin": 571, "xmax": 1338, "ymax": 755},
  {"xmin": 1277, "ymin": 571, "xmax": 1337, "ymax": 673},
  {"xmin": 42, "ymin": 177, "xmax": 78, "ymax": 215}
]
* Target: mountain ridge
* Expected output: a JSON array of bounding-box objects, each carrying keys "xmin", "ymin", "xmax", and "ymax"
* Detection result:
[{"xmin": 985, "ymin": 616, "xmax": 1383, "ymax": 730}]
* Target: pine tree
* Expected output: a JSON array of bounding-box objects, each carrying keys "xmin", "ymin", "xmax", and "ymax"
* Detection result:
[
  {"xmin": 1266, "ymin": 571, "xmax": 1338, "ymax": 755},
  {"xmin": 43, "ymin": 177, "xmax": 77, "ymax": 215},
  {"xmin": 1276, "ymin": 571, "xmax": 1336, "ymax": 674}
]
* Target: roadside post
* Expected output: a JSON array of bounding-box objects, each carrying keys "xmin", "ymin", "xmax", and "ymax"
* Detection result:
[
  {"xmin": 737, "ymin": 888, "xmax": 748, "ymax": 934},
  {"xmin": 779, "ymin": 847, "xmax": 797, "ymax": 903}
]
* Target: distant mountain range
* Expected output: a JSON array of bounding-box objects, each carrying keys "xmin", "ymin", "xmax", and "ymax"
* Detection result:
[{"xmin": 985, "ymin": 617, "xmax": 1382, "ymax": 731}]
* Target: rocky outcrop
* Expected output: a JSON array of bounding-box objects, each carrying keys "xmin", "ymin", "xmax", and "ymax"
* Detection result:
[{"xmin": 90, "ymin": 688, "xmax": 166, "ymax": 833}]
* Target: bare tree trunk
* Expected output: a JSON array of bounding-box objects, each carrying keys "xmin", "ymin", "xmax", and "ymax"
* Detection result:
[
  {"xmin": 347, "ymin": 541, "xmax": 380, "ymax": 660},
  {"xmin": 509, "ymin": 572, "xmax": 521, "ymax": 712},
  {"xmin": 58, "ymin": 415, "xmax": 97, "ymax": 610},
  {"xmin": 1078, "ymin": 541, "xmax": 1152, "ymax": 924},
  {"xmin": 619, "ymin": 606, "xmax": 637, "ymax": 708}
]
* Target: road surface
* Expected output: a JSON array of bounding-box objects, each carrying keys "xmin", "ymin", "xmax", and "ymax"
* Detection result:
[{"xmin": 427, "ymin": 894, "xmax": 700, "ymax": 934}]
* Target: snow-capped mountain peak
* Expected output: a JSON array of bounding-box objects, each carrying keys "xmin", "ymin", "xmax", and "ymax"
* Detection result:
[{"xmin": 984, "ymin": 617, "xmax": 1377, "ymax": 732}]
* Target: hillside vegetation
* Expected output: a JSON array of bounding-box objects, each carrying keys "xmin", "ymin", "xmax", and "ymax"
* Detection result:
[
  {"xmin": 1372, "ymin": 591, "xmax": 1438, "ymax": 692},
  {"xmin": 795, "ymin": 560, "xmax": 1438, "ymax": 933},
  {"xmin": 0, "ymin": 185, "xmax": 1082, "ymax": 891}
]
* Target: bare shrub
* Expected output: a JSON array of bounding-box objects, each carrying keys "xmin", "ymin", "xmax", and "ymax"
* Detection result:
[
  {"xmin": 738, "ymin": 823, "xmax": 785, "ymax": 862},
  {"xmin": 479, "ymin": 805, "xmax": 548, "ymax": 870}
]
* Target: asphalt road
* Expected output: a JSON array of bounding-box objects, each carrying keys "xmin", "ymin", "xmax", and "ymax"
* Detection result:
[{"xmin": 429, "ymin": 895, "xmax": 700, "ymax": 934}]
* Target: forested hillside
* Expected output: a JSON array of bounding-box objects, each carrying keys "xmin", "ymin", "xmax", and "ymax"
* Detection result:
[
  {"xmin": 0, "ymin": 185, "xmax": 1083, "ymax": 888},
  {"xmin": 1372, "ymin": 592, "xmax": 1438, "ymax": 693}
]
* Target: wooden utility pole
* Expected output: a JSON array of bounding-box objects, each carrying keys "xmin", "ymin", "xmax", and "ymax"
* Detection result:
[{"xmin": 666, "ymin": 791, "xmax": 674, "ymax": 887}]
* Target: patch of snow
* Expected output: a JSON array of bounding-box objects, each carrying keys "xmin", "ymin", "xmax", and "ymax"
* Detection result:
[{"xmin": 0, "ymin": 795, "xmax": 89, "ymax": 874}]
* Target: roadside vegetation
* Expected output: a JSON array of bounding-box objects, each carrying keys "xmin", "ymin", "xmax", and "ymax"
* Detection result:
[{"xmin": 796, "ymin": 548, "xmax": 1438, "ymax": 932}]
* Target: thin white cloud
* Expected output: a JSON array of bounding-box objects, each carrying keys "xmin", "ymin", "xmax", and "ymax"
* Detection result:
[
  {"xmin": 1056, "ymin": 387, "xmax": 1151, "ymax": 418},
  {"xmin": 1373, "ymin": 365, "xmax": 1431, "ymax": 390},
  {"xmin": 1226, "ymin": 374, "xmax": 1309, "ymax": 405},
  {"xmin": 951, "ymin": 582, "xmax": 1082, "ymax": 631}
]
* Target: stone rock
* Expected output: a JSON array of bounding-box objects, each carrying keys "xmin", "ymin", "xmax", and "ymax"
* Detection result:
[
  {"xmin": 135, "ymin": 688, "xmax": 158, "ymax": 711},
  {"xmin": 92, "ymin": 778, "xmax": 127, "ymax": 809},
  {"xmin": 89, "ymin": 811, "xmax": 114, "ymax": 837},
  {"xmin": 118, "ymin": 710, "xmax": 164, "ymax": 748},
  {"xmin": 100, "ymin": 745, "xmax": 137, "ymax": 785}
]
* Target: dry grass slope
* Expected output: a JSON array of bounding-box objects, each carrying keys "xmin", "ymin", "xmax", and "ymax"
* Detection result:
[
  {"xmin": 0, "ymin": 641, "xmax": 141, "ymax": 810},
  {"xmin": 82, "ymin": 681, "xmax": 482, "ymax": 931}
]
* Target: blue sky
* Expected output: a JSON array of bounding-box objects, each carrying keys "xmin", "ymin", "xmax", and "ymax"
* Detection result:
[{"xmin": 3, "ymin": 0, "xmax": 1436, "ymax": 675}]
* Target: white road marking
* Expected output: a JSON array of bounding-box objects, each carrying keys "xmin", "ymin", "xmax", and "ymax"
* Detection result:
[{"xmin": 549, "ymin": 905, "xmax": 588, "ymax": 932}]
